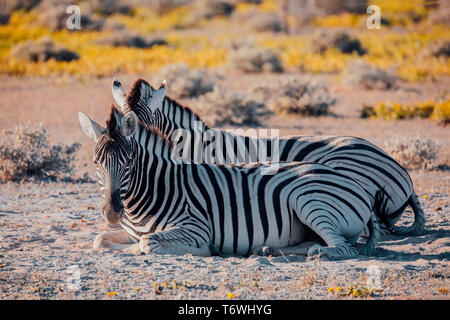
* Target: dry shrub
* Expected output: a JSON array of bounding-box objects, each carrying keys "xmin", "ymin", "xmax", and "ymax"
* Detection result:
[
  {"xmin": 96, "ymin": 31, "xmax": 167, "ymax": 48},
  {"xmin": 0, "ymin": 0, "xmax": 41, "ymax": 14},
  {"xmin": 37, "ymin": 3, "xmax": 104, "ymax": 31},
  {"xmin": 194, "ymin": 86, "xmax": 271, "ymax": 126},
  {"xmin": 102, "ymin": 17, "xmax": 127, "ymax": 31},
  {"xmin": 10, "ymin": 36, "xmax": 79, "ymax": 62},
  {"xmin": 157, "ymin": 63, "xmax": 214, "ymax": 98},
  {"xmin": 229, "ymin": 47, "xmax": 283, "ymax": 73},
  {"xmin": 427, "ymin": 7, "xmax": 450, "ymax": 26},
  {"xmin": 240, "ymin": 11, "xmax": 283, "ymax": 32},
  {"xmin": 235, "ymin": 0, "xmax": 262, "ymax": 3},
  {"xmin": 384, "ymin": 136, "xmax": 440, "ymax": 170},
  {"xmin": 148, "ymin": 0, "xmax": 191, "ymax": 14},
  {"xmin": 0, "ymin": 122, "xmax": 80, "ymax": 182},
  {"xmin": 314, "ymin": 0, "xmax": 368, "ymax": 15},
  {"xmin": 252, "ymin": 77, "xmax": 337, "ymax": 116},
  {"xmin": 312, "ymin": 31, "xmax": 366, "ymax": 55},
  {"xmin": 0, "ymin": 13, "xmax": 10, "ymax": 24},
  {"xmin": 342, "ymin": 60, "xmax": 397, "ymax": 90},
  {"xmin": 78, "ymin": 0, "xmax": 132, "ymax": 16},
  {"xmin": 422, "ymin": 40, "xmax": 450, "ymax": 59},
  {"xmin": 194, "ymin": 0, "xmax": 235, "ymax": 20}
]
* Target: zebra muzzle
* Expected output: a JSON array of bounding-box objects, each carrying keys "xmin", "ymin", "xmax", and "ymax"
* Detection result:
[{"xmin": 102, "ymin": 189, "xmax": 123, "ymax": 225}]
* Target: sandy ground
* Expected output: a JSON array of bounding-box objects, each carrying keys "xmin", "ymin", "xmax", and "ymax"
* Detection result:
[{"xmin": 0, "ymin": 75, "xmax": 449, "ymax": 299}]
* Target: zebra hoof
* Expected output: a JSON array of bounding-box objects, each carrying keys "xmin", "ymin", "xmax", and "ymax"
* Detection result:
[
  {"xmin": 252, "ymin": 246, "xmax": 273, "ymax": 257},
  {"xmin": 209, "ymin": 244, "xmax": 221, "ymax": 256},
  {"xmin": 307, "ymin": 244, "xmax": 328, "ymax": 258},
  {"xmin": 392, "ymin": 224, "xmax": 424, "ymax": 236},
  {"xmin": 358, "ymin": 245, "xmax": 374, "ymax": 256}
]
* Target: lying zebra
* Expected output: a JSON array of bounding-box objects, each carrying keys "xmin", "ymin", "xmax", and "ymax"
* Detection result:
[
  {"xmin": 111, "ymin": 78, "xmax": 425, "ymax": 236},
  {"xmin": 79, "ymin": 106, "xmax": 379, "ymax": 259}
]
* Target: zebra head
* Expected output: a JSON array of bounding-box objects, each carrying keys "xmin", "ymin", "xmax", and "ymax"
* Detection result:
[
  {"xmin": 112, "ymin": 78, "xmax": 166, "ymax": 128},
  {"xmin": 78, "ymin": 106, "xmax": 138, "ymax": 225}
]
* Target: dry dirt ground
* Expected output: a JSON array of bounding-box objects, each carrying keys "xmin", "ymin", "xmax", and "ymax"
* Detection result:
[{"xmin": 0, "ymin": 74, "xmax": 449, "ymax": 300}]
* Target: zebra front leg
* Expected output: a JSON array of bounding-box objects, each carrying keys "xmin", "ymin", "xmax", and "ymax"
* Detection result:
[
  {"xmin": 139, "ymin": 228, "xmax": 212, "ymax": 257},
  {"xmin": 252, "ymin": 242, "xmax": 319, "ymax": 257},
  {"xmin": 93, "ymin": 230, "xmax": 140, "ymax": 254}
]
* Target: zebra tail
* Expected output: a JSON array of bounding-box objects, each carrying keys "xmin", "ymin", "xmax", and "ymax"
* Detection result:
[
  {"xmin": 359, "ymin": 190, "xmax": 382, "ymax": 256},
  {"xmin": 408, "ymin": 190, "xmax": 426, "ymax": 234},
  {"xmin": 393, "ymin": 190, "xmax": 426, "ymax": 236}
]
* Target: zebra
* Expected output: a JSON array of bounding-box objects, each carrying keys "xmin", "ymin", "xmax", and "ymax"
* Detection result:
[
  {"xmin": 111, "ymin": 77, "xmax": 425, "ymax": 236},
  {"xmin": 78, "ymin": 106, "xmax": 380, "ymax": 259}
]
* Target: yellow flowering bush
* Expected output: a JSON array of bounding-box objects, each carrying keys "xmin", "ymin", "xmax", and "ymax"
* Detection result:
[
  {"xmin": 313, "ymin": 13, "xmax": 365, "ymax": 29},
  {"xmin": 0, "ymin": 2, "xmax": 448, "ymax": 81},
  {"xmin": 370, "ymin": 0, "xmax": 428, "ymax": 26},
  {"xmin": 361, "ymin": 100, "xmax": 449, "ymax": 124},
  {"xmin": 235, "ymin": 0, "xmax": 278, "ymax": 14},
  {"xmin": 113, "ymin": 6, "xmax": 196, "ymax": 33}
]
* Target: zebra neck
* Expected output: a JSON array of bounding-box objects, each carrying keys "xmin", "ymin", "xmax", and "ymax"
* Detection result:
[
  {"xmin": 158, "ymin": 97, "xmax": 208, "ymax": 139},
  {"xmin": 122, "ymin": 125, "xmax": 182, "ymax": 219}
]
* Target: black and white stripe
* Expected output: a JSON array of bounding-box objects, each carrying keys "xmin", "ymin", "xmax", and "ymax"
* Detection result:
[
  {"xmin": 87, "ymin": 107, "xmax": 379, "ymax": 259},
  {"xmin": 112, "ymin": 78, "xmax": 425, "ymax": 236}
]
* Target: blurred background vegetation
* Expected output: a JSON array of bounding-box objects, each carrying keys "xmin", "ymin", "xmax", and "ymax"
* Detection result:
[
  {"xmin": 0, "ymin": 0, "xmax": 448, "ymax": 125},
  {"xmin": 0, "ymin": 0, "xmax": 448, "ymax": 79},
  {"xmin": 0, "ymin": 0, "xmax": 448, "ymax": 180}
]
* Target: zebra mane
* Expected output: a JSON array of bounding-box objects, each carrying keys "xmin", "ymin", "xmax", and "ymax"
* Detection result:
[
  {"xmin": 106, "ymin": 105, "xmax": 120, "ymax": 136},
  {"xmin": 127, "ymin": 78, "xmax": 209, "ymax": 130},
  {"xmin": 138, "ymin": 119, "xmax": 176, "ymax": 154},
  {"xmin": 106, "ymin": 104, "xmax": 176, "ymax": 155},
  {"xmin": 126, "ymin": 78, "xmax": 146, "ymax": 110}
]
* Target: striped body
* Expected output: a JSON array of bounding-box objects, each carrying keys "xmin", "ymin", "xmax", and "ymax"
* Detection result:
[
  {"xmin": 114, "ymin": 79, "xmax": 424, "ymax": 235},
  {"xmin": 99, "ymin": 113, "xmax": 377, "ymax": 258}
]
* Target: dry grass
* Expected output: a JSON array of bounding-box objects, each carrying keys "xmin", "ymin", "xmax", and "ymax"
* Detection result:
[
  {"xmin": 312, "ymin": 31, "xmax": 366, "ymax": 56},
  {"xmin": 0, "ymin": 122, "xmax": 80, "ymax": 182},
  {"xmin": 10, "ymin": 36, "xmax": 79, "ymax": 62},
  {"xmin": 157, "ymin": 63, "xmax": 214, "ymax": 98},
  {"xmin": 341, "ymin": 60, "xmax": 397, "ymax": 90},
  {"xmin": 193, "ymin": 0, "xmax": 235, "ymax": 20},
  {"xmin": 194, "ymin": 86, "xmax": 271, "ymax": 126},
  {"xmin": 252, "ymin": 77, "xmax": 337, "ymax": 116},
  {"xmin": 383, "ymin": 136, "xmax": 440, "ymax": 170},
  {"xmin": 228, "ymin": 46, "xmax": 283, "ymax": 73},
  {"xmin": 95, "ymin": 31, "xmax": 167, "ymax": 49}
]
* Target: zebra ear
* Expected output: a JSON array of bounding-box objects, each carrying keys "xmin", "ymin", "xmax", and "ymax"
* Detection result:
[
  {"xmin": 148, "ymin": 81, "xmax": 167, "ymax": 111},
  {"xmin": 78, "ymin": 112, "xmax": 104, "ymax": 142},
  {"xmin": 112, "ymin": 78, "xmax": 127, "ymax": 112},
  {"xmin": 122, "ymin": 111, "xmax": 138, "ymax": 137}
]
